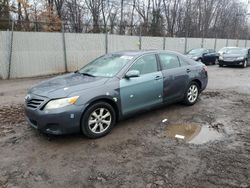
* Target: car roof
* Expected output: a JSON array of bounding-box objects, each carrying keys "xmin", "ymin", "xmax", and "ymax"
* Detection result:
[
  {"xmin": 190, "ymin": 48, "xmax": 207, "ymax": 50},
  {"xmin": 110, "ymin": 50, "xmax": 181, "ymax": 56},
  {"xmin": 219, "ymin": 47, "xmax": 239, "ymax": 50}
]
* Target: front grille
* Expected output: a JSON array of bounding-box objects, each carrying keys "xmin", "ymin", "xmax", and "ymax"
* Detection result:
[
  {"xmin": 26, "ymin": 98, "xmax": 45, "ymax": 109},
  {"xmin": 224, "ymin": 57, "xmax": 235, "ymax": 62}
]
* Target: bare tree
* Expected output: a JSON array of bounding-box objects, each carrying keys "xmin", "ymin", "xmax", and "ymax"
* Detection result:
[
  {"xmin": 85, "ymin": 0, "xmax": 102, "ymax": 33},
  {"xmin": 3, "ymin": 0, "xmax": 249, "ymax": 39}
]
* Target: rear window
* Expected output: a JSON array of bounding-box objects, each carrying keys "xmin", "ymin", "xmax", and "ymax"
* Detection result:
[{"xmin": 179, "ymin": 56, "xmax": 191, "ymax": 67}]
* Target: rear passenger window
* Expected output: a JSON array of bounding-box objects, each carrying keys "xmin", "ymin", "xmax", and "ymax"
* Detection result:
[
  {"xmin": 159, "ymin": 54, "xmax": 180, "ymax": 70},
  {"xmin": 129, "ymin": 54, "xmax": 158, "ymax": 75},
  {"xmin": 179, "ymin": 57, "xmax": 190, "ymax": 67}
]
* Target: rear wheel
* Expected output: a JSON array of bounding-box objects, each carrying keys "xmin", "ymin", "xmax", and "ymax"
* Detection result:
[
  {"xmin": 183, "ymin": 82, "xmax": 200, "ymax": 106},
  {"xmin": 81, "ymin": 102, "xmax": 116, "ymax": 138},
  {"xmin": 219, "ymin": 63, "xmax": 223, "ymax": 67}
]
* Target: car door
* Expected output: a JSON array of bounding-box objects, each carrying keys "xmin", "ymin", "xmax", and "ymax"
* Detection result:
[
  {"xmin": 120, "ymin": 54, "xmax": 163, "ymax": 115},
  {"xmin": 203, "ymin": 49, "xmax": 216, "ymax": 63},
  {"xmin": 158, "ymin": 53, "xmax": 189, "ymax": 102},
  {"xmin": 247, "ymin": 49, "xmax": 250, "ymax": 65}
]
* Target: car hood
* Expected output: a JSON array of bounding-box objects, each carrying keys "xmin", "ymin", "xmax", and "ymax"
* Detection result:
[
  {"xmin": 222, "ymin": 54, "xmax": 246, "ymax": 58},
  {"xmin": 29, "ymin": 73, "xmax": 110, "ymax": 98}
]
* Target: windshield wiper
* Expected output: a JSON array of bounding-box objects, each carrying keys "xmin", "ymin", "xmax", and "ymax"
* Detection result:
[{"xmin": 80, "ymin": 72, "xmax": 95, "ymax": 77}]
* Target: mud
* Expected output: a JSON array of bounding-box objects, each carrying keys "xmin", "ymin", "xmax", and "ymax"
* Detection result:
[{"xmin": 0, "ymin": 66, "xmax": 250, "ymax": 188}]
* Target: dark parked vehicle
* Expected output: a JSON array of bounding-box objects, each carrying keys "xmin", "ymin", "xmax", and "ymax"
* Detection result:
[
  {"xmin": 218, "ymin": 48, "xmax": 250, "ymax": 68},
  {"xmin": 25, "ymin": 50, "xmax": 208, "ymax": 138},
  {"xmin": 217, "ymin": 47, "xmax": 238, "ymax": 57},
  {"xmin": 186, "ymin": 48, "xmax": 217, "ymax": 65}
]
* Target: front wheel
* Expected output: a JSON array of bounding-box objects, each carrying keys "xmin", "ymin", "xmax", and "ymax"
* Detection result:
[
  {"xmin": 242, "ymin": 60, "xmax": 247, "ymax": 68},
  {"xmin": 183, "ymin": 82, "xmax": 200, "ymax": 106},
  {"xmin": 214, "ymin": 58, "xmax": 219, "ymax": 65},
  {"xmin": 81, "ymin": 102, "xmax": 116, "ymax": 138}
]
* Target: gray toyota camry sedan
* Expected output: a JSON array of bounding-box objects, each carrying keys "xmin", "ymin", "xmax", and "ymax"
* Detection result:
[{"xmin": 25, "ymin": 50, "xmax": 208, "ymax": 138}]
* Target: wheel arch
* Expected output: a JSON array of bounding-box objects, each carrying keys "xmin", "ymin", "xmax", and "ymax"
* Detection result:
[
  {"xmin": 191, "ymin": 79, "xmax": 202, "ymax": 92},
  {"xmin": 82, "ymin": 97, "xmax": 121, "ymax": 123}
]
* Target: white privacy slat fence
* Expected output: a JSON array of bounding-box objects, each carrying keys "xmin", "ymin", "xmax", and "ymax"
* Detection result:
[{"xmin": 0, "ymin": 31, "xmax": 249, "ymax": 79}]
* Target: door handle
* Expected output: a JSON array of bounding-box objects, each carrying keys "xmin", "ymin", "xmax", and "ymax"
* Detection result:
[
  {"xmin": 186, "ymin": 69, "xmax": 191, "ymax": 73},
  {"xmin": 154, "ymin": 76, "xmax": 162, "ymax": 80}
]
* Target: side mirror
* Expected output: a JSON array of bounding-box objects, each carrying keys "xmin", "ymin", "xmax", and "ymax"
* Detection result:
[{"xmin": 125, "ymin": 70, "xmax": 140, "ymax": 78}]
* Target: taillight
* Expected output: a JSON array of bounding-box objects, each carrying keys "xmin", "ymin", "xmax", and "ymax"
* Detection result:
[{"xmin": 203, "ymin": 65, "xmax": 208, "ymax": 72}]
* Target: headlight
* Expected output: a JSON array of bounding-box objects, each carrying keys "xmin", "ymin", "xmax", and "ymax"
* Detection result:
[
  {"xmin": 219, "ymin": 56, "xmax": 223, "ymax": 60},
  {"xmin": 192, "ymin": 56, "xmax": 198, "ymax": 60},
  {"xmin": 44, "ymin": 96, "xmax": 79, "ymax": 110},
  {"xmin": 236, "ymin": 57, "xmax": 244, "ymax": 61}
]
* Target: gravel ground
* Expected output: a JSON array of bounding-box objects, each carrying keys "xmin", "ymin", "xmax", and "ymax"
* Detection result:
[{"xmin": 0, "ymin": 66, "xmax": 249, "ymax": 188}]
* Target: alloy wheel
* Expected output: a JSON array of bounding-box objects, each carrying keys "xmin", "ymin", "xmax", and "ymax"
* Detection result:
[
  {"xmin": 88, "ymin": 108, "xmax": 112, "ymax": 134},
  {"xmin": 187, "ymin": 84, "xmax": 198, "ymax": 103}
]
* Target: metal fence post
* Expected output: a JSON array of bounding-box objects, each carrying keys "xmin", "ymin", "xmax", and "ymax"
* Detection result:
[
  {"xmin": 184, "ymin": 37, "xmax": 187, "ymax": 53},
  {"xmin": 214, "ymin": 36, "xmax": 217, "ymax": 51},
  {"xmin": 201, "ymin": 37, "xmax": 204, "ymax": 48},
  {"xmin": 105, "ymin": 31, "xmax": 108, "ymax": 54},
  {"xmin": 139, "ymin": 26, "xmax": 142, "ymax": 50},
  {"xmin": 236, "ymin": 39, "xmax": 239, "ymax": 47},
  {"xmin": 226, "ymin": 38, "xmax": 229, "ymax": 47},
  {"xmin": 7, "ymin": 20, "xmax": 14, "ymax": 79},
  {"xmin": 62, "ymin": 22, "xmax": 68, "ymax": 72},
  {"xmin": 245, "ymin": 39, "xmax": 248, "ymax": 48},
  {"xmin": 163, "ymin": 35, "xmax": 166, "ymax": 50}
]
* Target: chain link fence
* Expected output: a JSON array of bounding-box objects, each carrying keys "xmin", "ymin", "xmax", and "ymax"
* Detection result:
[{"xmin": 0, "ymin": 20, "xmax": 249, "ymax": 79}]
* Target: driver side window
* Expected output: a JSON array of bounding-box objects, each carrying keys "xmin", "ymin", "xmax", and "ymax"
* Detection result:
[{"xmin": 129, "ymin": 54, "xmax": 158, "ymax": 75}]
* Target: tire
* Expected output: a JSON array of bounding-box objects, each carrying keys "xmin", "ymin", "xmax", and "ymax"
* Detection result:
[
  {"xmin": 214, "ymin": 59, "xmax": 218, "ymax": 65},
  {"xmin": 183, "ymin": 82, "xmax": 200, "ymax": 106},
  {"xmin": 81, "ymin": 101, "xmax": 116, "ymax": 138},
  {"xmin": 215, "ymin": 58, "xmax": 219, "ymax": 65},
  {"xmin": 242, "ymin": 59, "xmax": 247, "ymax": 68},
  {"xmin": 219, "ymin": 63, "xmax": 223, "ymax": 67}
]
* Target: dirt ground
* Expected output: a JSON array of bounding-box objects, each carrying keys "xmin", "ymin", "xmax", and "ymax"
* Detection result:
[{"xmin": 0, "ymin": 66, "xmax": 249, "ymax": 188}]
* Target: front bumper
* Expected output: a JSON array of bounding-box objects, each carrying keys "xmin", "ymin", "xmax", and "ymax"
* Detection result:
[
  {"xmin": 218, "ymin": 60, "xmax": 244, "ymax": 66},
  {"xmin": 25, "ymin": 101, "xmax": 85, "ymax": 135}
]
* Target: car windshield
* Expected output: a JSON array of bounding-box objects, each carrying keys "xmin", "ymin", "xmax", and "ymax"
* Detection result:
[
  {"xmin": 79, "ymin": 54, "xmax": 134, "ymax": 77},
  {"xmin": 226, "ymin": 48, "xmax": 246, "ymax": 55},
  {"xmin": 187, "ymin": 49, "xmax": 204, "ymax": 55},
  {"xmin": 219, "ymin": 47, "xmax": 238, "ymax": 53}
]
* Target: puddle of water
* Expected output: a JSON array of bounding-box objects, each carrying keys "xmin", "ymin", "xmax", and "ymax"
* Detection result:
[{"xmin": 166, "ymin": 124, "xmax": 223, "ymax": 144}]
